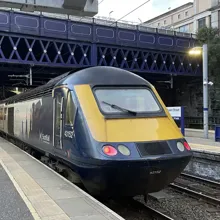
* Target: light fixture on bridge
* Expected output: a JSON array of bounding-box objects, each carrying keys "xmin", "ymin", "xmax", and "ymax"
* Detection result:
[{"xmin": 188, "ymin": 47, "xmax": 202, "ymax": 55}]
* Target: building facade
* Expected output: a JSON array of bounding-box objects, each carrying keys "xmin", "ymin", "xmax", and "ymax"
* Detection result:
[{"xmin": 144, "ymin": 0, "xmax": 220, "ymax": 34}]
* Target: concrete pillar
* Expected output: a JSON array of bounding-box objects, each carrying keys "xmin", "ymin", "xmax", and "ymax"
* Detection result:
[
  {"xmin": 194, "ymin": 0, "xmax": 197, "ymax": 15},
  {"xmin": 193, "ymin": 19, "xmax": 198, "ymax": 34},
  {"xmin": 206, "ymin": 16, "xmax": 211, "ymax": 27},
  {"xmin": 211, "ymin": 11, "xmax": 218, "ymax": 28},
  {"xmin": 193, "ymin": 0, "xmax": 198, "ymax": 34}
]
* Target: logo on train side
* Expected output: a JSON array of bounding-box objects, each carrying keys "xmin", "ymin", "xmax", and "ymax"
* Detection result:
[
  {"xmin": 39, "ymin": 132, "xmax": 50, "ymax": 144},
  {"xmin": 64, "ymin": 130, "xmax": 74, "ymax": 139}
]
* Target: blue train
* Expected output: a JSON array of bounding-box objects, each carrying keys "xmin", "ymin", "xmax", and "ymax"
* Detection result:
[{"xmin": 0, "ymin": 66, "xmax": 192, "ymax": 198}]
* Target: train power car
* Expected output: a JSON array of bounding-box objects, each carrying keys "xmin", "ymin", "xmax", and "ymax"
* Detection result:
[{"xmin": 0, "ymin": 66, "xmax": 192, "ymax": 198}]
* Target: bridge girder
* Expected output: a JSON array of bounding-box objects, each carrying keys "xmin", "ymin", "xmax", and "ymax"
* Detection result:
[{"xmin": 0, "ymin": 0, "xmax": 98, "ymax": 16}]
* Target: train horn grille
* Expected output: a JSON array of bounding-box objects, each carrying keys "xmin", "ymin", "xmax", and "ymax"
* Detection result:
[{"xmin": 136, "ymin": 141, "xmax": 172, "ymax": 157}]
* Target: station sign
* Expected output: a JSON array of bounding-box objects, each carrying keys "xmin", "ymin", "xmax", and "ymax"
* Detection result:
[
  {"xmin": 167, "ymin": 106, "xmax": 185, "ymax": 136},
  {"xmin": 167, "ymin": 106, "xmax": 181, "ymax": 120}
]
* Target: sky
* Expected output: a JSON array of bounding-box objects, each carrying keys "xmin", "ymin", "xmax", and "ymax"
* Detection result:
[{"xmin": 96, "ymin": 0, "xmax": 193, "ymax": 23}]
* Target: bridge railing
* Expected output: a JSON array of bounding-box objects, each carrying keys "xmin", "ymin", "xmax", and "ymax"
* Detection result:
[{"xmin": 0, "ymin": 7, "xmax": 196, "ymax": 39}]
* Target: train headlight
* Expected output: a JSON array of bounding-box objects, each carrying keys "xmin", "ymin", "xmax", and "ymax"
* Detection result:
[
  {"xmin": 118, "ymin": 145, "xmax": 130, "ymax": 156},
  {"xmin": 177, "ymin": 142, "xmax": 184, "ymax": 152},
  {"xmin": 102, "ymin": 145, "xmax": 117, "ymax": 156}
]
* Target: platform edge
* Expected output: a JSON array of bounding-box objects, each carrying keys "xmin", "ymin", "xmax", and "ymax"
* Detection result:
[
  {"xmin": 0, "ymin": 159, "xmax": 41, "ymax": 220},
  {"xmin": 7, "ymin": 142, "xmax": 125, "ymax": 220}
]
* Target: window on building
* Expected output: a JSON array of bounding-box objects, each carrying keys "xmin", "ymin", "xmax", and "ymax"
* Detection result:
[
  {"xmin": 158, "ymin": 22, "xmax": 160, "ymax": 27},
  {"xmin": 198, "ymin": 17, "xmax": 206, "ymax": 29},
  {"xmin": 185, "ymin": 11, "xmax": 188, "ymax": 17},
  {"xmin": 164, "ymin": 20, "xmax": 166, "ymax": 25},
  {"xmin": 178, "ymin": 14, "xmax": 181, "ymax": 19},
  {"xmin": 179, "ymin": 24, "xmax": 190, "ymax": 33}
]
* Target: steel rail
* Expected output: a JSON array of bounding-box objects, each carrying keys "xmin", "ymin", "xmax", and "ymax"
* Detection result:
[
  {"xmin": 181, "ymin": 173, "xmax": 220, "ymax": 187},
  {"xmin": 170, "ymin": 183, "xmax": 220, "ymax": 206},
  {"xmin": 144, "ymin": 204, "xmax": 174, "ymax": 220}
]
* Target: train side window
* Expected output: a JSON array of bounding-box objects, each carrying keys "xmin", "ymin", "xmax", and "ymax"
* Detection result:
[
  {"xmin": 0, "ymin": 107, "xmax": 2, "ymax": 120},
  {"xmin": 65, "ymin": 91, "xmax": 76, "ymax": 126},
  {"xmin": 4, "ymin": 108, "xmax": 6, "ymax": 120}
]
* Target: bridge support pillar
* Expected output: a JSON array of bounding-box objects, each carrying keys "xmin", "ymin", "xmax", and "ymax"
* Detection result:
[{"xmin": 91, "ymin": 44, "xmax": 97, "ymax": 66}]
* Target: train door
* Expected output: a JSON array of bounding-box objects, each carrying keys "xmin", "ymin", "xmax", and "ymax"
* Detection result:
[
  {"xmin": 63, "ymin": 90, "xmax": 77, "ymax": 157},
  {"xmin": 0, "ymin": 105, "xmax": 3, "ymax": 130},
  {"xmin": 8, "ymin": 107, "xmax": 14, "ymax": 135},
  {"xmin": 53, "ymin": 88, "xmax": 65, "ymax": 151}
]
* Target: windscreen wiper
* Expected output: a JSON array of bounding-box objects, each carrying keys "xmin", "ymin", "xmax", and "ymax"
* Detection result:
[{"xmin": 102, "ymin": 101, "xmax": 137, "ymax": 116}]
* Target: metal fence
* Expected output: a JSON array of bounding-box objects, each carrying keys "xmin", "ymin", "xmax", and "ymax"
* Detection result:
[{"xmin": 185, "ymin": 117, "xmax": 220, "ymax": 129}]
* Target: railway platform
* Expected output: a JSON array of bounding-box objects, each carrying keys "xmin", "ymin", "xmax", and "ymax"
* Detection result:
[
  {"xmin": 184, "ymin": 132, "xmax": 220, "ymax": 182},
  {"xmin": 187, "ymin": 136, "xmax": 220, "ymax": 154},
  {"xmin": 185, "ymin": 128, "xmax": 220, "ymax": 155},
  {"xmin": 0, "ymin": 137, "xmax": 124, "ymax": 220}
]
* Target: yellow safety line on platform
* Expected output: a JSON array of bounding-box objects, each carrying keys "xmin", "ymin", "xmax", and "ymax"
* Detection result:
[
  {"xmin": 189, "ymin": 143, "xmax": 220, "ymax": 152},
  {"xmin": 0, "ymin": 159, "xmax": 41, "ymax": 220},
  {"xmin": 190, "ymin": 143, "xmax": 218, "ymax": 148}
]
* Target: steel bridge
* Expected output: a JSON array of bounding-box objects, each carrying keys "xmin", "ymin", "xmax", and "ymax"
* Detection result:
[{"xmin": 0, "ymin": 9, "xmax": 202, "ymax": 87}]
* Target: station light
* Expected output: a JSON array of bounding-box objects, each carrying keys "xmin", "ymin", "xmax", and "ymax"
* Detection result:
[{"xmin": 188, "ymin": 49, "xmax": 202, "ymax": 55}]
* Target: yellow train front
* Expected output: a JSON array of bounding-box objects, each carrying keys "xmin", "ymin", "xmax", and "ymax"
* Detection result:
[{"xmin": 64, "ymin": 66, "xmax": 192, "ymax": 197}]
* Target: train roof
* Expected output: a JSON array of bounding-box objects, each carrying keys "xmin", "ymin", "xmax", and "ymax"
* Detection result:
[
  {"xmin": 0, "ymin": 67, "xmax": 152, "ymax": 104},
  {"xmin": 59, "ymin": 66, "xmax": 151, "ymax": 86}
]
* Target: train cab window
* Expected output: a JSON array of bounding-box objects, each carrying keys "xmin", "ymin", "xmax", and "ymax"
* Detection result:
[
  {"xmin": 94, "ymin": 88, "xmax": 162, "ymax": 115},
  {"xmin": 65, "ymin": 92, "xmax": 76, "ymax": 126}
]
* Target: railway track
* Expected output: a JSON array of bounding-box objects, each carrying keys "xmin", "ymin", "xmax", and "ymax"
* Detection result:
[
  {"xmin": 170, "ymin": 173, "xmax": 220, "ymax": 207},
  {"xmin": 143, "ymin": 204, "xmax": 174, "ymax": 220},
  {"xmin": 103, "ymin": 198, "xmax": 174, "ymax": 220},
  {"xmin": 180, "ymin": 172, "xmax": 220, "ymax": 188}
]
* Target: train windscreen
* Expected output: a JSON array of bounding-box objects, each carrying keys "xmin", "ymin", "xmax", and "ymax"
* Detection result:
[{"xmin": 94, "ymin": 87, "xmax": 162, "ymax": 115}]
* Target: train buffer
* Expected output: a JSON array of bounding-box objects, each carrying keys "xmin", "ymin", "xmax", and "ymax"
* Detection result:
[{"xmin": 0, "ymin": 137, "xmax": 124, "ymax": 220}]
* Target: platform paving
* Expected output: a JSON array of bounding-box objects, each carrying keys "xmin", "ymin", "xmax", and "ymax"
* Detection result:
[
  {"xmin": 186, "ymin": 136, "xmax": 220, "ymax": 154},
  {"xmin": 0, "ymin": 137, "xmax": 124, "ymax": 220},
  {"xmin": 0, "ymin": 164, "xmax": 34, "ymax": 220}
]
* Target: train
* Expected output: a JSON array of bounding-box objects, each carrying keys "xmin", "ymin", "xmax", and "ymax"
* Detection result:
[{"xmin": 0, "ymin": 66, "xmax": 192, "ymax": 198}]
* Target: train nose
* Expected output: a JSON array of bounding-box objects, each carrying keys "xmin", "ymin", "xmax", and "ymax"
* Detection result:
[
  {"xmin": 146, "ymin": 155, "xmax": 192, "ymax": 192},
  {"xmin": 80, "ymin": 154, "xmax": 191, "ymax": 197}
]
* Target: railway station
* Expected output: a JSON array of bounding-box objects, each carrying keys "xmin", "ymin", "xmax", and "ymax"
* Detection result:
[{"xmin": 0, "ymin": 0, "xmax": 220, "ymax": 220}]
